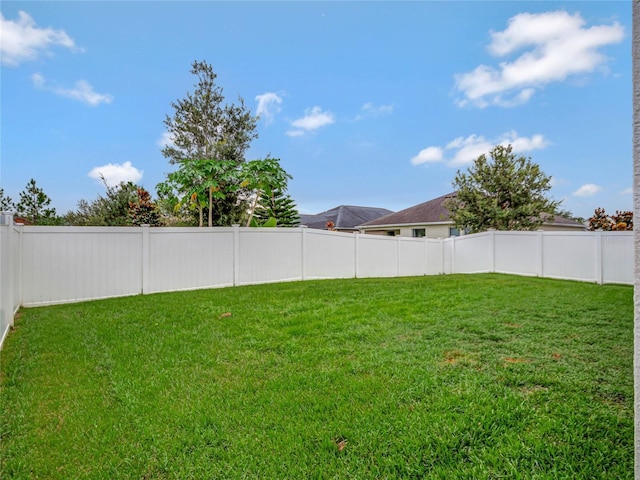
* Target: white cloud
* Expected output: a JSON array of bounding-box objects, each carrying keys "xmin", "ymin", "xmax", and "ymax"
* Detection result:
[
  {"xmin": 510, "ymin": 133, "xmax": 547, "ymax": 153},
  {"xmin": 353, "ymin": 102, "xmax": 394, "ymax": 121},
  {"xmin": 1, "ymin": 10, "xmax": 81, "ymax": 66},
  {"xmin": 410, "ymin": 147, "xmax": 443, "ymax": 166},
  {"xmin": 454, "ymin": 11, "xmax": 624, "ymax": 108},
  {"xmin": 157, "ymin": 131, "xmax": 175, "ymax": 148},
  {"xmin": 286, "ymin": 129, "xmax": 305, "ymax": 138},
  {"xmin": 573, "ymin": 183, "xmax": 602, "ymax": 197},
  {"xmin": 289, "ymin": 106, "xmax": 335, "ymax": 135},
  {"xmin": 31, "ymin": 72, "xmax": 45, "ymax": 88},
  {"xmin": 255, "ymin": 92, "xmax": 283, "ymax": 124},
  {"xmin": 361, "ymin": 102, "xmax": 394, "ymax": 116},
  {"xmin": 619, "ymin": 187, "xmax": 633, "ymax": 195},
  {"xmin": 32, "ymin": 73, "xmax": 113, "ymax": 106},
  {"xmin": 412, "ymin": 131, "xmax": 548, "ymax": 168},
  {"xmin": 89, "ymin": 162, "xmax": 143, "ymax": 187}
]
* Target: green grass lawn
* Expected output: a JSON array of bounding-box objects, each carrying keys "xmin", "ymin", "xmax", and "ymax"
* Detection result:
[{"xmin": 0, "ymin": 274, "xmax": 633, "ymax": 479}]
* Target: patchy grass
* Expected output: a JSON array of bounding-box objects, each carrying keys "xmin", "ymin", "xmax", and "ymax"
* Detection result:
[{"xmin": 0, "ymin": 274, "xmax": 633, "ymax": 479}]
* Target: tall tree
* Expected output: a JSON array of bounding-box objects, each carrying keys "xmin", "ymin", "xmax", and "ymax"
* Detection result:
[
  {"xmin": 253, "ymin": 188, "xmax": 300, "ymax": 227},
  {"xmin": 241, "ymin": 157, "xmax": 293, "ymax": 226},
  {"xmin": 16, "ymin": 179, "xmax": 57, "ymax": 225},
  {"xmin": 158, "ymin": 158, "xmax": 247, "ymax": 227},
  {"xmin": 160, "ymin": 60, "xmax": 258, "ymax": 226},
  {"xmin": 0, "ymin": 188, "xmax": 16, "ymax": 212},
  {"xmin": 445, "ymin": 144, "xmax": 560, "ymax": 233}
]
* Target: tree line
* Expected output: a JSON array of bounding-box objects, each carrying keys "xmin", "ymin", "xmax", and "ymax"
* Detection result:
[
  {"xmin": 1, "ymin": 61, "xmax": 629, "ymax": 231},
  {"xmin": 0, "ymin": 179, "xmax": 162, "ymax": 227}
]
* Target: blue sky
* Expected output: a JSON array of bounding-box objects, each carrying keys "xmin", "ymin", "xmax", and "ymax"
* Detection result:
[{"xmin": 1, "ymin": 1, "xmax": 631, "ymax": 219}]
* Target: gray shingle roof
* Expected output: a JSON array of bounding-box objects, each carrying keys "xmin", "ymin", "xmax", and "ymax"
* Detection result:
[
  {"xmin": 300, "ymin": 205, "xmax": 394, "ymax": 230},
  {"xmin": 359, "ymin": 192, "xmax": 456, "ymax": 227},
  {"xmin": 539, "ymin": 213, "xmax": 585, "ymax": 227},
  {"xmin": 359, "ymin": 192, "xmax": 584, "ymax": 229}
]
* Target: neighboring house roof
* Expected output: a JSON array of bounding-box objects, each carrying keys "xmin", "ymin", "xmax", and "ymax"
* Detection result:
[
  {"xmin": 358, "ymin": 192, "xmax": 584, "ymax": 230},
  {"xmin": 359, "ymin": 192, "xmax": 456, "ymax": 228},
  {"xmin": 13, "ymin": 216, "xmax": 32, "ymax": 225},
  {"xmin": 300, "ymin": 205, "xmax": 394, "ymax": 231},
  {"xmin": 538, "ymin": 212, "xmax": 584, "ymax": 228}
]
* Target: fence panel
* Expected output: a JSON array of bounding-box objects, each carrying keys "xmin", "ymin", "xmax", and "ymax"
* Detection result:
[
  {"xmin": 398, "ymin": 238, "xmax": 427, "ymax": 277},
  {"xmin": 494, "ymin": 232, "xmax": 539, "ymax": 276},
  {"xmin": 147, "ymin": 228, "xmax": 235, "ymax": 293},
  {"xmin": 0, "ymin": 218, "xmax": 9, "ymax": 348},
  {"xmin": 542, "ymin": 233, "xmax": 597, "ymax": 282},
  {"xmin": 602, "ymin": 233, "xmax": 634, "ymax": 284},
  {"xmin": 237, "ymin": 228, "xmax": 303, "ymax": 285},
  {"xmin": 12, "ymin": 226, "xmax": 21, "ymax": 311},
  {"xmin": 304, "ymin": 230, "xmax": 356, "ymax": 279},
  {"xmin": 425, "ymin": 239, "xmax": 444, "ymax": 275},
  {"xmin": 443, "ymin": 238, "xmax": 453, "ymax": 274},
  {"xmin": 357, "ymin": 235, "xmax": 398, "ymax": 277},
  {"xmin": 21, "ymin": 227, "xmax": 142, "ymax": 305},
  {"xmin": 453, "ymin": 233, "xmax": 493, "ymax": 273}
]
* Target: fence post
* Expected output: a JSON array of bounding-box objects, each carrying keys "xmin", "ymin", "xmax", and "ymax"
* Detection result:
[
  {"xmin": 489, "ymin": 229, "xmax": 496, "ymax": 273},
  {"xmin": 15, "ymin": 222, "xmax": 24, "ymax": 310},
  {"xmin": 397, "ymin": 237, "xmax": 401, "ymax": 277},
  {"xmin": 537, "ymin": 230, "xmax": 544, "ymax": 278},
  {"xmin": 424, "ymin": 237, "xmax": 429, "ymax": 276},
  {"xmin": 141, "ymin": 225, "xmax": 150, "ymax": 294},
  {"xmin": 232, "ymin": 224, "xmax": 240, "ymax": 286},
  {"xmin": 5, "ymin": 213, "xmax": 14, "ymax": 328},
  {"xmin": 451, "ymin": 236, "xmax": 456, "ymax": 274},
  {"xmin": 595, "ymin": 231, "xmax": 603, "ymax": 285},
  {"xmin": 0, "ymin": 213, "xmax": 15, "ymax": 349},
  {"xmin": 354, "ymin": 233, "xmax": 360, "ymax": 278},
  {"xmin": 300, "ymin": 226, "xmax": 308, "ymax": 280}
]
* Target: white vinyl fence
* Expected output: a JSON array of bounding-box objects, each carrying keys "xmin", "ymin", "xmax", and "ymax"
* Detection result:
[
  {"xmin": 0, "ymin": 212, "xmax": 633, "ymax": 348},
  {"xmin": 445, "ymin": 230, "xmax": 633, "ymax": 284}
]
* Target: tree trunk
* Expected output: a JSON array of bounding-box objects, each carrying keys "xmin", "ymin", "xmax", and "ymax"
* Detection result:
[
  {"xmin": 208, "ymin": 187, "xmax": 213, "ymax": 227},
  {"xmin": 246, "ymin": 191, "xmax": 260, "ymax": 227}
]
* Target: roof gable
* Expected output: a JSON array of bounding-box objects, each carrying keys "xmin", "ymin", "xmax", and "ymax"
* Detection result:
[{"xmin": 300, "ymin": 205, "xmax": 393, "ymax": 230}]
